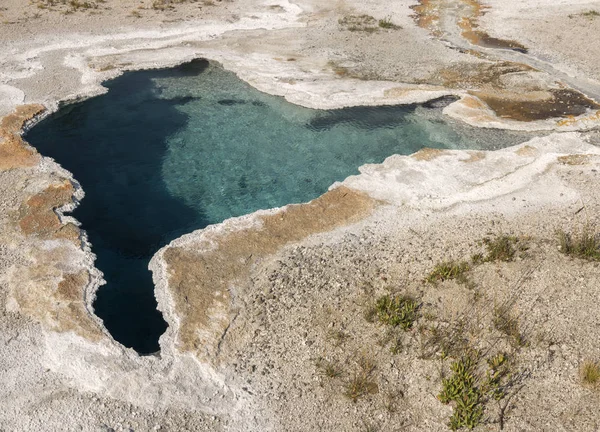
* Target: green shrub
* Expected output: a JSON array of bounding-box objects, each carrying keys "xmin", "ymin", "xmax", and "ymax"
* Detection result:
[{"xmin": 375, "ymin": 294, "xmax": 419, "ymax": 330}]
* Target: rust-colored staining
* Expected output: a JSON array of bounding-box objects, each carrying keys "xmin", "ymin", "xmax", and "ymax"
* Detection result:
[
  {"xmin": 18, "ymin": 181, "xmax": 81, "ymax": 244},
  {"xmin": 412, "ymin": 148, "xmax": 448, "ymax": 161},
  {"xmin": 0, "ymin": 104, "xmax": 45, "ymax": 170},
  {"xmin": 557, "ymin": 109, "xmax": 600, "ymax": 127},
  {"xmin": 471, "ymin": 89, "xmax": 600, "ymax": 122},
  {"xmin": 163, "ymin": 186, "xmax": 379, "ymax": 359},
  {"xmin": 411, "ymin": 0, "xmax": 527, "ymax": 52},
  {"xmin": 458, "ymin": 0, "xmax": 527, "ymax": 53},
  {"xmin": 464, "ymin": 29, "xmax": 528, "ymax": 53},
  {"xmin": 410, "ymin": 0, "xmax": 443, "ymax": 37}
]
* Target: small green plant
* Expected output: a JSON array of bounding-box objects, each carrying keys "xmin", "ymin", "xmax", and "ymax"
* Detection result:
[
  {"xmin": 378, "ymin": 16, "xmax": 401, "ymax": 29},
  {"xmin": 426, "ymin": 261, "xmax": 470, "ymax": 283},
  {"xmin": 470, "ymin": 253, "xmax": 484, "ymax": 265},
  {"xmin": 315, "ymin": 357, "xmax": 342, "ymax": 378},
  {"xmin": 439, "ymin": 350, "xmax": 515, "ymax": 430},
  {"xmin": 327, "ymin": 329, "xmax": 349, "ymax": 347},
  {"xmin": 582, "ymin": 10, "xmax": 600, "ymax": 18},
  {"xmin": 483, "ymin": 235, "xmax": 518, "ymax": 262},
  {"xmin": 439, "ymin": 355, "xmax": 484, "ymax": 430},
  {"xmin": 483, "ymin": 353, "xmax": 510, "ymax": 400},
  {"xmin": 390, "ymin": 337, "xmax": 403, "ymax": 355},
  {"xmin": 374, "ymin": 294, "xmax": 419, "ymax": 329},
  {"xmin": 580, "ymin": 360, "xmax": 600, "ymax": 387},
  {"xmin": 344, "ymin": 355, "xmax": 378, "ymax": 402},
  {"xmin": 420, "ymin": 320, "xmax": 470, "ymax": 360},
  {"xmin": 558, "ymin": 226, "xmax": 600, "ymax": 261},
  {"xmin": 493, "ymin": 304, "xmax": 525, "ymax": 348}
]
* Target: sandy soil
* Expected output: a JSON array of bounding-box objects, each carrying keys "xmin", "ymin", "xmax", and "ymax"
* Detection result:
[{"xmin": 0, "ymin": 0, "xmax": 600, "ymax": 431}]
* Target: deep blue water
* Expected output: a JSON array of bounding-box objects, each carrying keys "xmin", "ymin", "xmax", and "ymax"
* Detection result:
[{"xmin": 25, "ymin": 59, "xmax": 530, "ymax": 354}]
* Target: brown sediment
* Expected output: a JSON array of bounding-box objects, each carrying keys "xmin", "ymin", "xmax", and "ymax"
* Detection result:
[
  {"xmin": 57, "ymin": 270, "xmax": 89, "ymax": 301},
  {"xmin": 411, "ymin": 148, "xmax": 448, "ymax": 161},
  {"xmin": 162, "ymin": 186, "xmax": 379, "ymax": 360},
  {"xmin": 18, "ymin": 181, "xmax": 81, "ymax": 244},
  {"xmin": 422, "ymin": 61, "xmax": 533, "ymax": 89},
  {"xmin": 0, "ymin": 104, "xmax": 45, "ymax": 170},
  {"xmin": 471, "ymin": 89, "xmax": 600, "ymax": 122}
]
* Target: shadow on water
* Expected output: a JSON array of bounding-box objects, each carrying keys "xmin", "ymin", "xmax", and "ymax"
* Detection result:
[
  {"xmin": 25, "ymin": 59, "xmax": 534, "ymax": 355},
  {"xmin": 27, "ymin": 60, "xmax": 211, "ymax": 354}
]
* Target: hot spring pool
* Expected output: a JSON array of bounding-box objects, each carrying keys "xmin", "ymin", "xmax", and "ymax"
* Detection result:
[{"xmin": 26, "ymin": 59, "xmax": 532, "ymax": 354}]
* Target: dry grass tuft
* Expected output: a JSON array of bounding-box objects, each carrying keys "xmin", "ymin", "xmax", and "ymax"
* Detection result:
[
  {"xmin": 558, "ymin": 226, "xmax": 600, "ymax": 261},
  {"xmin": 344, "ymin": 355, "xmax": 378, "ymax": 402},
  {"xmin": 580, "ymin": 360, "xmax": 600, "ymax": 387}
]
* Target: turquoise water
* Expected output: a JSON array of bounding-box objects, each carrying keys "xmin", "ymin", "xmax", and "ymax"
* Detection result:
[{"xmin": 26, "ymin": 60, "xmax": 531, "ymax": 354}]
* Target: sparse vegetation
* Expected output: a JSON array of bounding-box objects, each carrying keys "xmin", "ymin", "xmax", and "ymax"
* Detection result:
[
  {"xmin": 482, "ymin": 352, "xmax": 510, "ymax": 401},
  {"xmin": 482, "ymin": 235, "xmax": 518, "ymax": 262},
  {"xmin": 568, "ymin": 10, "xmax": 600, "ymax": 19},
  {"xmin": 338, "ymin": 14, "xmax": 379, "ymax": 33},
  {"xmin": 344, "ymin": 355, "xmax": 378, "ymax": 402},
  {"xmin": 327, "ymin": 328, "xmax": 349, "ymax": 346},
  {"xmin": 439, "ymin": 354, "xmax": 484, "ymax": 430},
  {"xmin": 312, "ymin": 230, "xmax": 544, "ymax": 425},
  {"xmin": 439, "ymin": 351, "xmax": 513, "ymax": 430},
  {"xmin": 582, "ymin": 10, "xmax": 600, "ymax": 19},
  {"xmin": 580, "ymin": 360, "xmax": 600, "ymax": 387},
  {"xmin": 151, "ymin": 0, "xmax": 198, "ymax": 11},
  {"xmin": 34, "ymin": 0, "xmax": 105, "ymax": 13},
  {"xmin": 493, "ymin": 303, "xmax": 526, "ymax": 348},
  {"xmin": 374, "ymin": 294, "xmax": 419, "ymax": 329},
  {"xmin": 558, "ymin": 226, "xmax": 600, "ymax": 261},
  {"xmin": 420, "ymin": 320, "xmax": 471, "ymax": 360},
  {"xmin": 315, "ymin": 357, "xmax": 342, "ymax": 378},
  {"xmin": 426, "ymin": 260, "xmax": 470, "ymax": 284},
  {"xmin": 378, "ymin": 16, "xmax": 401, "ymax": 29},
  {"xmin": 383, "ymin": 389, "xmax": 403, "ymax": 413}
]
